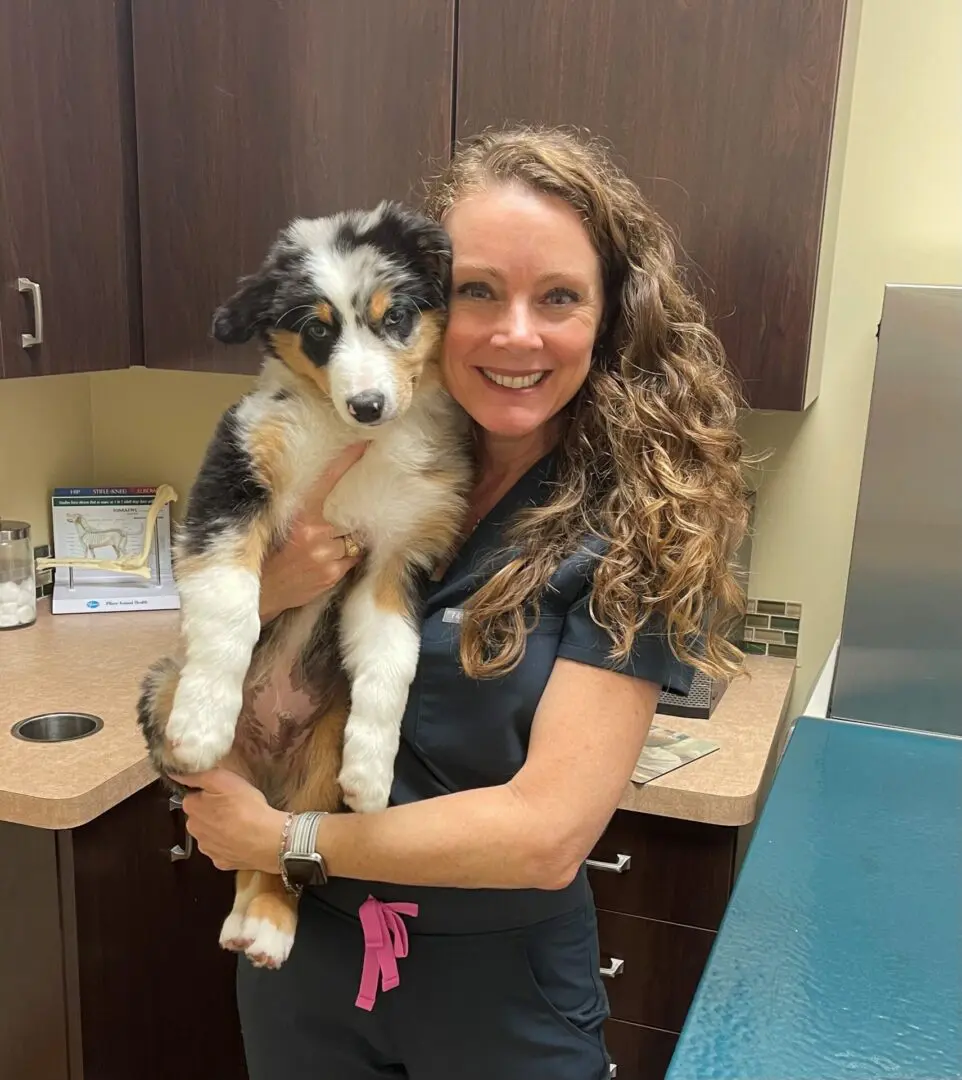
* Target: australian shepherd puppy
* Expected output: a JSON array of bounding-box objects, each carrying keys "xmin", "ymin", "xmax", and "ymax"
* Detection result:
[{"xmin": 137, "ymin": 201, "xmax": 472, "ymax": 968}]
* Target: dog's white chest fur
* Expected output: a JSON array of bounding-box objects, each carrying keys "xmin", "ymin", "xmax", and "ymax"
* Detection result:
[{"xmin": 239, "ymin": 359, "xmax": 467, "ymax": 559}]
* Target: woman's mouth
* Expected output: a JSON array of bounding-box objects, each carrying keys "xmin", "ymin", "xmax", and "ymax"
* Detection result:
[{"xmin": 480, "ymin": 368, "xmax": 547, "ymax": 389}]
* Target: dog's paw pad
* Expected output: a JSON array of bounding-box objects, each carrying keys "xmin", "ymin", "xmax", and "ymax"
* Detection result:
[
  {"xmin": 218, "ymin": 912, "xmax": 253, "ymax": 953},
  {"xmin": 241, "ymin": 916, "xmax": 294, "ymax": 970}
]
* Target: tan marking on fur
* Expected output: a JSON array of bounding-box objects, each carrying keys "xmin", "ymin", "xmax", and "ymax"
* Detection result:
[
  {"xmin": 368, "ymin": 289, "xmax": 391, "ymax": 323},
  {"xmin": 284, "ymin": 686, "xmax": 350, "ymax": 813},
  {"xmin": 393, "ymin": 310, "xmax": 447, "ymax": 411},
  {"xmin": 372, "ymin": 556, "xmax": 414, "ymax": 615},
  {"xmin": 268, "ymin": 329, "xmax": 331, "ymax": 396},
  {"xmin": 248, "ymin": 416, "xmax": 293, "ymax": 494},
  {"xmin": 243, "ymin": 873, "xmax": 298, "ymax": 939},
  {"xmin": 316, "ymin": 301, "xmax": 334, "ymax": 325}
]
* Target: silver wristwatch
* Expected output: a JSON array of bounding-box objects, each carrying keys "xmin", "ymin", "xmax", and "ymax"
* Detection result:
[{"xmin": 279, "ymin": 811, "xmax": 329, "ymax": 894}]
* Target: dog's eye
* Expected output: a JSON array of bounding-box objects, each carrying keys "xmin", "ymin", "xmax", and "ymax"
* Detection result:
[
  {"xmin": 383, "ymin": 305, "xmax": 413, "ymax": 331},
  {"xmin": 305, "ymin": 322, "xmax": 330, "ymax": 341}
]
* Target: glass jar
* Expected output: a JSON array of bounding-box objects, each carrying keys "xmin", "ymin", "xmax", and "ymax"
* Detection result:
[{"xmin": 0, "ymin": 519, "xmax": 37, "ymax": 630}]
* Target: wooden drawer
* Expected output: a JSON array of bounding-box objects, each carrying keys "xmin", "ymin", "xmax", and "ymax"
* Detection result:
[
  {"xmin": 604, "ymin": 1019, "xmax": 678, "ymax": 1080},
  {"xmin": 597, "ymin": 909, "xmax": 715, "ymax": 1032},
  {"xmin": 588, "ymin": 809, "xmax": 733, "ymax": 930}
]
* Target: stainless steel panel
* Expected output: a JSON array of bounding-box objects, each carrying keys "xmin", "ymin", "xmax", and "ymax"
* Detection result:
[{"xmin": 832, "ymin": 284, "xmax": 962, "ymax": 737}]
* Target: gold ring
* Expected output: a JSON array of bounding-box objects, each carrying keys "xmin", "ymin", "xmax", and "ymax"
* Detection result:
[{"xmin": 342, "ymin": 534, "xmax": 362, "ymax": 559}]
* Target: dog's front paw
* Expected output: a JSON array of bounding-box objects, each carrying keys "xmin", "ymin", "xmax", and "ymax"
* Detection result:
[
  {"xmin": 338, "ymin": 763, "xmax": 392, "ymax": 814},
  {"xmin": 164, "ymin": 683, "xmax": 240, "ymax": 772}
]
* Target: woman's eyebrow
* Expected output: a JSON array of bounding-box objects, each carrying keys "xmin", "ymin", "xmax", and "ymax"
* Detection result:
[
  {"xmin": 452, "ymin": 262, "xmax": 503, "ymax": 279},
  {"xmin": 453, "ymin": 263, "xmax": 593, "ymax": 289}
]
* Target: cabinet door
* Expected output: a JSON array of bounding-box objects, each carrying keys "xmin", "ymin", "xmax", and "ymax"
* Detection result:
[
  {"xmin": 604, "ymin": 1019, "xmax": 678, "ymax": 1080},
  {"xmin": 455, "ymin": 0, "xmax": 848, "ymax": 410},
  {"xmin": 133, "ymin": 0, "xmax": 455, "ymax": 374},
  {"xmin": 69, "ymin": 782, "xmax": 248, "ymax": 1080},
  {"xmin": 0, "ymin": 0, "xmax": 137, "ymax": 378}
]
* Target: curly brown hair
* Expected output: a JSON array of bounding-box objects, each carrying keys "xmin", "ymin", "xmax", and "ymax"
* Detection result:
[{"xmin": 422, "ymin": 125, "xmax": 749, "ymax": 683}]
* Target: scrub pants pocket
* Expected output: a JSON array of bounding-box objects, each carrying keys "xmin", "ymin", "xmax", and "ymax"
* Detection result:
[
  {"xmin": 399, "ymin": 904, "xmax": 612, "ymax": 1080},
  {"xmin": 518, "ymin": 904, "xmax": 611, "ymax": 1053}
]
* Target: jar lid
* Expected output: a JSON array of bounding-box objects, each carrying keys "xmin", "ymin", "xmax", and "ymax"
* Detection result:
[{"xmin": 0, "ymin": 519, "xmax": 31, "ymax": 541}]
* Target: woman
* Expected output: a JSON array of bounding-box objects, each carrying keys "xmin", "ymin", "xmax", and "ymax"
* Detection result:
[{"xmin": 175, "ymin": 126, "xmax": 748, "ymax": 1079}]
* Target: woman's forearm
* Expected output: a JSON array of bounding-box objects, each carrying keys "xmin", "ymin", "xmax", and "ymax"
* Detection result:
[{"xmin": 312, "ymin": 782, "xmax": 576, "ymax": 891}]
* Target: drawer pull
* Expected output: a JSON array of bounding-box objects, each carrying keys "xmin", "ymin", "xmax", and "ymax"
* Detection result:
[
  {"xmin": 599, "ymin": 957, "xmax": 625, "ymax": 979},
  {"xmin": 17, "ymin": 277, "xmax": 44, "ymax": 348},
  {"xmin": 168, "ymin": 792, "xmax": 194, "ymax": 861},
  {"xmin": 586, "ymin": 852, "xmax": 631, "ymax": 874}
]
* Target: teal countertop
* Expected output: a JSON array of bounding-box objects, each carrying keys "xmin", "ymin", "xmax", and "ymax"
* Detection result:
[{"xmin": 667, "ymin": 715, "xmax": 962, "ymax": 1080}]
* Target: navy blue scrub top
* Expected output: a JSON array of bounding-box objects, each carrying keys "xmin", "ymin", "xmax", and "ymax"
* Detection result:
[{"xmin": 390, "ymin": 452, "xmax": 696, "ymax": 807}]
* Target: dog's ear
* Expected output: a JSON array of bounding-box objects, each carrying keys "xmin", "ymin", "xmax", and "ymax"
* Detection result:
[
  {"xmin": 211, "ymin": 268, "xmax": 278, "ymax": 345},
  {"xmin": 412, "ymin": 219, "xmax": 453, "ymax": 310}
]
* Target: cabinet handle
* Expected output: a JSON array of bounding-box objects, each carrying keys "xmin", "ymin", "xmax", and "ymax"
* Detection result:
[
  {"xmin": 586, "ymin": 852, "xmax": 631, "ymax": 874},
  {"xmin": 599, "ymin": 957, "xmax": 625, "ymax": 978},
  {"xmin": 168, "ymin": 792, "xmax": 194, "ymax": 861},
  {"xmin": 17, "ymin": 277, "xmax": 43, "ymax": 347}
]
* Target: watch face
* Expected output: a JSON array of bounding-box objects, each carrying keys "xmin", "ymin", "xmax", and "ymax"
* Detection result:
[{"xmin": 285, "ymin": 852, "xmax": 327, "ymax": 887}]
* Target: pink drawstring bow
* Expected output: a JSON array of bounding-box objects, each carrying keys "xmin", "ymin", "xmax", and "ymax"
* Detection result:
[{"xmin": 355, "ymin": 896, "xmax": 419, "ymax": 1011}]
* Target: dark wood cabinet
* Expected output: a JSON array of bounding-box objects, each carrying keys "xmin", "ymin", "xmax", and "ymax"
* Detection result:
[
  {"xmin": 589, "ymin": 809, "xmax": 742, "ymax": 1080},
  {"xmin": 0, "ymin": 782, "xmax": 247, "ymax": 1080},
  {"xmin": 0, "ymin": 0, "xmax": 139, "ymax": 378},
  {"xmin": 454, "ymin": 0, "xmax": 852, "ymax": 411},
  {"xmin": 0, "ymin": 0, "xmax": 853, "ymax": 408},
  {"xmin": 131, "ymin": 0, "xmax": 455, "ymax": 375},
  {"xmin": 604, "ymin": 1019, "xmax": 678, "ymax": 1080}
]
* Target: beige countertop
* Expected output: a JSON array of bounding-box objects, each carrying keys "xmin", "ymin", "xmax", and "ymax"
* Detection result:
[
  {"xmin": 0, "ymin": 600, "xmax": 794, "ymax": 830},
  {"xmin": 618, "ymin": 653, "xmax": 795, "ymax": 826}
]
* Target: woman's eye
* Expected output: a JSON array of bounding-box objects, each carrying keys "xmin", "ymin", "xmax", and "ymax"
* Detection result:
[
  {"xmin": 544, "ymin": 287, "xmax": 580, "ymax": 306},
  {"xmin": 456, "ymin": 281, "xmax": 494, "ymax": 300}
]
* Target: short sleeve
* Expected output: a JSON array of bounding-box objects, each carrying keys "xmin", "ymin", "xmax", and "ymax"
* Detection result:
[{"xmin": 555, "ymin": 559, "xmax": 696, "ymax": 696}]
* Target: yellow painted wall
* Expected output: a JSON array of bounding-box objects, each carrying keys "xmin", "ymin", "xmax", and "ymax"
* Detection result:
[
  {"xmin": 0, "ymin": 374, "xmax": 94, "ymax": 548},
  {"xmin": 87, "ymin": 368, "xmax": 253, "ymax": 516},
  {"xmin": 740, "ymin": 0, "xmax": 962, "ymax": 715}
]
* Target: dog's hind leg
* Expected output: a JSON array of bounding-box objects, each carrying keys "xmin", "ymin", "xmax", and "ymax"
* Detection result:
[{"xmin": 227, "ymin": 689, "xmax": 348, "ymax": 970}]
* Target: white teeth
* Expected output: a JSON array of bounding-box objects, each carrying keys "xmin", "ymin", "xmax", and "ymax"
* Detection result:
[{"xmin": 481, "ymin": 369, "xmax": 545, "ymax": 389}]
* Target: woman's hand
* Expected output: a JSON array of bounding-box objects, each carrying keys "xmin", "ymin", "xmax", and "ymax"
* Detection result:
[
  {"xmin": 169, "ymin": 768, "xmax": 288, "ymax": 874},
  {"xmin": 260, "ymin": 441, "xmax": 370, "ymax": 622}
]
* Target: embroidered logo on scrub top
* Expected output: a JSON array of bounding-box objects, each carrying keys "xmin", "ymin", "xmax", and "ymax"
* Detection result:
[{"xmin": 441, "ymin": 608, "xmax": 464, "ymax": 624}]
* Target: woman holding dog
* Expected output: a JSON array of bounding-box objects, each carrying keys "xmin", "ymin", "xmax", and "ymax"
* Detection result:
[{"xmin": 176, "ymin": 127, "xmax": 748, "ymax": 1078}]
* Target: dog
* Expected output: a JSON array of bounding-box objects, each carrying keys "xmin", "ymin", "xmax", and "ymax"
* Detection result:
[{"xmin": 137, "ymin": 201, "xmax": 472, "ymax": 968}]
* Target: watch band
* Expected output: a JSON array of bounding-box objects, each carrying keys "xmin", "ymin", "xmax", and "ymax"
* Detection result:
[{"xmin": 279, "ymin": 810, "xmax": 329, "ymax": 894}]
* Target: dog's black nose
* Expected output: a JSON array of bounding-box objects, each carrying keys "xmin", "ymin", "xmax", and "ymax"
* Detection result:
[{"xmin": 346, "ymin": 391, "xmax": 386, "ymax": 424}]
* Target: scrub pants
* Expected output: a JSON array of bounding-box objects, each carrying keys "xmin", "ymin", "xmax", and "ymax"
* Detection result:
[{"xmin": 237, "ymin": 874, "xmax": 612, "ymax": 1079}]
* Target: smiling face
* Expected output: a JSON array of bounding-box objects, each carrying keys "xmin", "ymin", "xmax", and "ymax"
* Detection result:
[{"xmin": 441, "ymin": 183, "xmax": 604, "ymax": 452}]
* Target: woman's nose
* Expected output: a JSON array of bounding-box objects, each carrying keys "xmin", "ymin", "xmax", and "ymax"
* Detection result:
[{"xmin": 490, "ymin": 299, "xmax": 542, "ymax": 351}]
